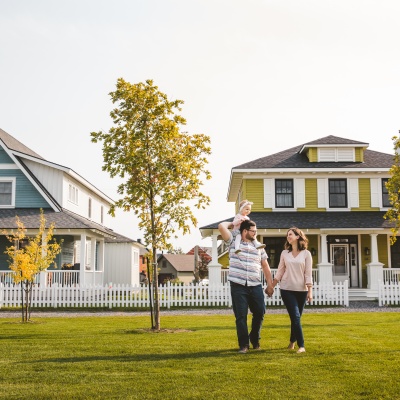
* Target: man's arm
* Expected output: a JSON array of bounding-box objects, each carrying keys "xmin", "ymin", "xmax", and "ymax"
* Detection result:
[
  {"xmin": 261, "ymin": 258, "xmax": 274, "ymax": 297},
  {"xmin": 218, "ymin": 221, "xmax": 233, "ymax": 242}
]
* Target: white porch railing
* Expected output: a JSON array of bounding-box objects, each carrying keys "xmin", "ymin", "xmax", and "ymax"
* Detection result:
[
  {"xmin": 0, "ymin": 270, "xmax": 80, "ymax": 287},
  {"xmin": 383, "ymin": 268, "xmax": 400, "ymax": 283},
  {"xmin": 0, "ymin": 280, "xmax": 349, "ymax": 309}
]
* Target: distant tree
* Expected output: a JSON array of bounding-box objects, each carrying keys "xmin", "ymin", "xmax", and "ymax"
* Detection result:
[
  {"xmin": 384, "ymin": 134, "xmax": 400, "ymax": 244},
  {"xmin": 4, "ymin": 210, "xmax": 62, "ymax": 322},
  {"xmin": 187, "ymin": 246, "xmax": 212, "ymax": 281},
  {"xmin": 91, "ymin": 78, "xmax": 211, "ymax": 330},
  {"xmin": 169, "ymin": 247, "xmax": 184, "ymax": 254}
]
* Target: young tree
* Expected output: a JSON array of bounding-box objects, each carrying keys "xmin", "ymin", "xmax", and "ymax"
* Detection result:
[
  {"xmin": 4, "ymin": 210, "xmax": 62, "ymax": 322},
  {"xmin": 384, "ymin": 134, "xmax": 400, "ymax": 244},
  {"xmin": 91, "ymin": 78, "xmax": 211, "ymax": 330}
]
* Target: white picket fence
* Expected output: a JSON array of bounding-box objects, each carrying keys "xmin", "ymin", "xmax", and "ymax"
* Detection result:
[
  {"xmin": 378, "ymin": 280, "xmax": 400, "ymax": 306},
  {"xmin": 0, "ymin": 281, "xmax": 349, "ymax": 309}
]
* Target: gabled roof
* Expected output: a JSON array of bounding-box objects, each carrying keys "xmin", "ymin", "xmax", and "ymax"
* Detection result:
[
  {"xmin": 0, "ymin": 128, "xmax": 44, "ymax": 159},
  {"xmin": 0, "ymin": 128, "xmax": 114, "ymax": 204},
  {"xmin": 158, "ymin": 254, "xmax": 195, "ymax": 272},
  {"xmin": 0, "ymin": 208, "xmax": 116, "ymax": 238}
]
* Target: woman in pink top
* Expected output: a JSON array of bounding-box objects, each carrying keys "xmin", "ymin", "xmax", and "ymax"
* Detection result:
[{"xmin": 266, "ymin": 227, "xmax": 313, "ymax": 353}]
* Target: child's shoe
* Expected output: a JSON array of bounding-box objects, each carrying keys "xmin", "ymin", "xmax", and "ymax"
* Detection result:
[
  {"xmin": 235, "ymin": 249, "xmax": 241, "ymax": 254},
  {"xmin": 256, "ymin": 244, "xmax": 266, "ymax": 249}
]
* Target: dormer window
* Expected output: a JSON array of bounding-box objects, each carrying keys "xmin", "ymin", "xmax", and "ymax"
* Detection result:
[{"xmin": 318, "ymin": 148, "xmax": 355, "ymax": 162}]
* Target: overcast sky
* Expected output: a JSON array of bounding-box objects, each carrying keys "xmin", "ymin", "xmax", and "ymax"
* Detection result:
[{"xmin": 1, "ymin": 0, "xmax": 399, "ymax": 252}]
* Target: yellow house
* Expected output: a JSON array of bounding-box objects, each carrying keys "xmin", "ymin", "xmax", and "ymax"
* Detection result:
[{"xmin": 200, "ymin": 136, "xmax": 400, "ymax": 300}]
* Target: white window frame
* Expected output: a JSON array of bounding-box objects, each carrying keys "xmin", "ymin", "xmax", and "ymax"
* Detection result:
[
  {"xmin": 0, "ymin": 177, "xmax": 16, "ymax": 208},
  {"xmin": 264, "ymin": 178, "xmax": 305, "ymax": 211},
  {"xmin": 318, "ymin": 148, "xmax": 355, "ymax": 162},
  {"xmin": 318, "ymin": 178, "xmax": 352, "ymax": 211},
  {"xmin": 68, "ymin": 184, "xmax": 79, "ymax": 205}
]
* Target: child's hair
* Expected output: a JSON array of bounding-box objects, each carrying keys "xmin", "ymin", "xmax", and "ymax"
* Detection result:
[{"xmin": 239, "ymin": 199, "xmax": 253, "ymax": 212}]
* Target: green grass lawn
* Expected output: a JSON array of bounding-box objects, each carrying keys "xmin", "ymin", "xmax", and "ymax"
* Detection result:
[{"xmin": 0, "ymin": 311, "xmax": 399, "ymax": 400}]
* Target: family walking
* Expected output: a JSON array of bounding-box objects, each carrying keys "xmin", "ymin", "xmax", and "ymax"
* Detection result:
[{"xmin": 218, "ymin": 199, "xmax": 313, "ymax": 354}]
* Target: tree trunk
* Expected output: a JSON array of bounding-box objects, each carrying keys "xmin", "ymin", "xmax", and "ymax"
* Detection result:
[
  {"xmin": 21, "ymin": 282, "xmax": 24, "ymax": 322},
  {"xmin": 146, "ymin": 257, "xmax": 155, "ymax": 329},
  {"xmin": 24, "ymin": 281, "xmax": 29, "ymax": 322},
  {"xmin": 152, "ymin": 249, "xmax": 160, "ymax": 330}
]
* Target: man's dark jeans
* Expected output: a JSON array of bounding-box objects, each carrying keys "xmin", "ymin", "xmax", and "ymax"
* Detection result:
[
  {"xmin": 280, "ymin": 289, "xmax": 308, "ymax": 348},
  {"xmin": 230, "ymin": 282, "xmax": 265, "ymax": 349}
]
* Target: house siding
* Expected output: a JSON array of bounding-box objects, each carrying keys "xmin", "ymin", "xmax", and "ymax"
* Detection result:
[
  {"xmin": 0, "ymin": 146, "xmax": 14, "ymax": 163},
  {"xmin": 219, "ymin": 252, "xmax": 229, "ymax": 268},
  {"xmin": 301, "ymin": 179, "xmax": 319, "ymax": 211},
  {"xmin": 355, "ymin": 147, "xmax": 364, "ymax": 162},
  {"xmin": 359, "ymin": 178, "xmax": 374, "ymax": 211},
  {"xmin": 24, "ymin": 160, "xmax": 64, "ymax": 204},
  {"xmin": 378, "ymin": 234, "xmax": 388, "ymax": 268},
  {"xmin": 308, "ymin": 148, "xmax": 318, "ymax": 162},
  {"xmin": 0, "ymin": 169, "xmax": 50, "ymax": 208},
  {"xmin": 103, "ymin": 243, "xmax": 139, "ymax": 286},
  {"xmin": 245, "ymin": 179, "xmax": 264, "ymax": 211}
]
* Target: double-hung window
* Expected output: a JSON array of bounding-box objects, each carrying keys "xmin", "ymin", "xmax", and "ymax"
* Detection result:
[
  {"xmin": 0, "ymin": 179, "xmax": 15, "ymax": 207},
  {"xmin": 329, "ymin": 179, "xmax": 347, "ymax": 208},
  {"xmin": 275, "ymin": 179, "xmax": 293, "ymax": 208},
  {"xmin": 382, "ymin": 178, "xmax": 390, "ymax": 207},
  {"xmin": 68, "ymin": 184, "xmax": 79, "ymax": 205}
]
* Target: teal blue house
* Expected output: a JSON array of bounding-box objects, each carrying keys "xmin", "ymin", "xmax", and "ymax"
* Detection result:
[{"xmin": 0, "ymin": 128, "xmax": 144, "ymax": 286}]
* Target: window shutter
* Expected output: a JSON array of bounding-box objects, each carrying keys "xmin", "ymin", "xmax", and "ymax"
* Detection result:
[
  {"xmin": 295, "ymin": 178, "xmax": 305, "ymax": 208},
  {"xmin": 264, "ymin": 179, "xmax": 273, "ymax": 208},
  {"xmin": 337, "ymin": 148, "xmax": 355, "ymax": 162},
  {"xmin": 348, "ymin": 178, "xmax": 359, "ymax": 208},
  {"xmin": 317, "ymin": 179, "xmax": 326, "ymax": 208},
  {"xmin": 318, "ymin": 148, "xmax": 336, "ymax": 162},
  {"xmin": 370, "ymin": 178, "xmax": 380, "ymax": 208}
]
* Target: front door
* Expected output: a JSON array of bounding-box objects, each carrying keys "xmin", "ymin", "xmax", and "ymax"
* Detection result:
[{"xmin": 331, "ymin": 244, "xmax": 349, "ymax": 284}]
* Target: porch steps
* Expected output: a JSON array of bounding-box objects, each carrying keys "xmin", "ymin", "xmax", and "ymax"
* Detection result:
[{"xmin": 348, "ymin": 288, "xmax": 378, "ymax": 301}]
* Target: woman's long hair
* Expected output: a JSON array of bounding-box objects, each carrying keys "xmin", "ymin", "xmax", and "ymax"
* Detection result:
[{"xmin": 284, "ymin": 227, "xmax": 309, "ymax": 252}]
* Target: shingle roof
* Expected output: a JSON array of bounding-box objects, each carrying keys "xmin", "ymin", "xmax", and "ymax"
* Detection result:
[
  {"xmin": 200, "ymin": 211, "xmax": 394, "ymax": 230},
  {"xmin": 0, "ymin": 208, "xmax": 116, "ymax": 237},
  {"xmin": 233, "ymin": 135, "xmax": 393, "ymax": 170},
  {"xmin": 160, "ymin": 254, "xmax": 195, "ymax": 272},
  {"xmin": 0, "ymin": 128, "xmax": 44, "ymax": 159}
]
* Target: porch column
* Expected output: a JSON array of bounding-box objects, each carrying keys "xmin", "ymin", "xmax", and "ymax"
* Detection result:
[
  {"xmin": 317, "ymin": 233, "xmax": 332, "ymax": 283},
  {"xmin": 208, "ymin": 233, "xmax": 222, "ymax": 285},
  {"xmin": 366, "ymin": 233, "xmax": 384, "ymax": 290},
  {"xmin": 80, "ymin": 233, "xmax": 87, "ymax": 287},
  {"xmin": 98, "ymin": 239, "xmax": 105, "ymax": 286},
  {"xmin": 91, "ymin": 237, "xmax": 96, "ymax": 285}
]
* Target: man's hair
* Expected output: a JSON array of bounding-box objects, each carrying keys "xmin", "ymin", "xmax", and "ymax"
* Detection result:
[{"xmin": 239, "ymin": 219, "xmax": 256, "ymax": 233}]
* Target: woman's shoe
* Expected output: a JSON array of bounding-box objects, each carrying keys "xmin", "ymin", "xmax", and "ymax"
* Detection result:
[
  {"xmin": 297, "ymin": 347, "xmax": 306, "ymax": 353},
  {"xmin": 287, "ymin": 342, "xmax": 295, "ymax": 350}
]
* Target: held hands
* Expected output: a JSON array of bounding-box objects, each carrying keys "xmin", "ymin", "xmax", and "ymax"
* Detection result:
[{"xmin": 264, "ymin": 286, "xmax": 274, "ymax": 297}]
